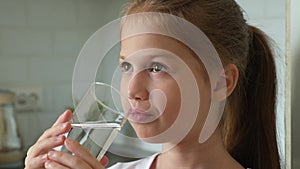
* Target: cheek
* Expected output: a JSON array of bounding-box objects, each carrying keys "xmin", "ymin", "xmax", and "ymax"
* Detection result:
[
  {"xmin": 157, "ymin": 83, "xmax": 181, "ymax": 125},
  {"xmin": 197, "ymin": 77, "xmax": 212, "ymax": 114},
  {"xmin": 120, "ymin": 78, "xmax": 130, "ymax": 113},
  {"xmin": 120, "ymin": 78, "xmax": 127, "ymax": 97}
]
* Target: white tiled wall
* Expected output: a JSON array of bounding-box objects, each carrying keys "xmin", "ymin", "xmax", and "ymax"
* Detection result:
[
  {"xmin": 1, "ymin": 30, "xmax": 52, "ymax": 56},
  {"xmin": 0, "ymin": 0, "xmax": 125, "ymax": 150},
  {"xmin": 0, "ymin": 0, "xmax": 27, "ymax": 27}
]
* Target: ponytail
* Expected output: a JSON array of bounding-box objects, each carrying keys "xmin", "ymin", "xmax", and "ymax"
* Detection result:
[{"xmin": 227, "ymin": 25, "xmax": 281, "ymax": 169}]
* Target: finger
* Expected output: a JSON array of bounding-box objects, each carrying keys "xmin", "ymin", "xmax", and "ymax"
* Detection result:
[
  {"xmin": 24, "ymin": 154, "xmax": 48, "ymax": 169},
  {"xmin": 45, "ymin": 160, "xmax": 69, "ymax": 169},
  {"xmin": 64, "ymin": 138, "xmax": 104, "ymax": 169},
  {"xmin": 47, "ymin": 151, "xmax": 93, "ymax": 169},
  {"xmin": 27, "ymin": 135, "xmax": 66, "ymax": 159},
  {"xmin": 52, "ymin": 109, "xmax": 73, "ymax": 127},
  {"xmin": 100, "ymin": 156, "xmax": 109, "ymax": 167},
  {"xmin": 38, "ymin": 122, "xmax": 71, "ymax": 141}
]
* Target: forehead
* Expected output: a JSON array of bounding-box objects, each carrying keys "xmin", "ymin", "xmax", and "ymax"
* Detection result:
[{"xmin": 120, "ymin": 34, "xmax": 192, "ymax": 59}]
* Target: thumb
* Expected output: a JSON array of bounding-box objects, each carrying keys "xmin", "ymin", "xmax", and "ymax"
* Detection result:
[{"xmin": 100, "ymin": 156, "xmax": 109, "ymax": 167}]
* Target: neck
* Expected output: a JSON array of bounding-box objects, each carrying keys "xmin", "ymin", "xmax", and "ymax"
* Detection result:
[{"xmin": 152, "ymin": 129, "xmax": 243, "ymax": 169}]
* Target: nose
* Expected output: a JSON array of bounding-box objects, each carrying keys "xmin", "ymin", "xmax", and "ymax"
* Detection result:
[{"xmin": 128, "ymin": 71, "xmax": 149, "ymax": 101}]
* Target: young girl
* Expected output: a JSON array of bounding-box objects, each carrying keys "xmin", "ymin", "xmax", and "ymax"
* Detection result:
[{"xmin": 24, "ymin": 0, "xmax": 281, "ymax": 169}]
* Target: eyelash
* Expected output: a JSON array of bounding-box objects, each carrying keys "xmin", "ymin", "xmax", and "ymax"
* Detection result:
[
  {"xmin": 120, "ymin": 62, "xmax": 168, "ymax": 74},
  {"xmin": 149, "ymin": 62, "xmax": 167, "ymax": 73}
]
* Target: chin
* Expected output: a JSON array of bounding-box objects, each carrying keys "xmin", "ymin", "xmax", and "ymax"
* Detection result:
[
  {"xmin": 133, "ymin": 125, "xmax": 172, "ymax": 144},
  {"xmin": 132, "ymin": 124, "xmax": 160, "ymax": 141}
]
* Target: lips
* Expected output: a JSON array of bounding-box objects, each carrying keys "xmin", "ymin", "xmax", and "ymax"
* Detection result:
[{"xmin": 126, "ymin": 108, "xmax": 157, "ymax": 123}]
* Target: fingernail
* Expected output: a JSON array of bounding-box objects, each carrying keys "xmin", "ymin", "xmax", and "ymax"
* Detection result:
[
  {"xmin": 56, "ymin": 135, "xmax": 65, "ymax": 142},
  {"xmin": 47, "ymin": 151, "xmax": 55, "ymax": 158},
  {"xmin": 60, "ymin": 109, "xmax": 70, "ymax": 117},
  {"xmin": 64, "ymin": 138, "xmax": 75, "ymax": 147},
  {"xmin": 64, "ymin": 138, "xmax": 72, "ymax": 144},
  {"xmin": 62, "ymin": 122, "xmax": 69, "ymax": 128},
  {"xmin": 65, "ymin": 109, "xmax": 72, "ymax": 114},
  {"xmin": 45, "ymin": 160, "xmax": 52, "ymax": 168}
]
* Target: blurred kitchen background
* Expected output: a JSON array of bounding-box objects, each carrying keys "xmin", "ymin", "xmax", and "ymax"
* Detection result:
[{"xmin": 0, "ymin": 0, "xmax": 298, "ymax": 169}]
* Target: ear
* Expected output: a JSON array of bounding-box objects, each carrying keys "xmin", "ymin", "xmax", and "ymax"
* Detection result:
[{"xmin": 212, "ymin": 64, "xmax": 239, "ymax": 101}]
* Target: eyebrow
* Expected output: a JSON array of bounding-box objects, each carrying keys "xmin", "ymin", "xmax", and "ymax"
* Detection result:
[
  {"xmin": 119, "ymin": 50, "xmax": 176, "ymax": 61},
  {"xmin": 119, "ymin": 55, "xmax": 125, "ymax": 60}
]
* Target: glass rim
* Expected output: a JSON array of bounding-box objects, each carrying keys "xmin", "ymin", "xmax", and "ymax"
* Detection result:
[{"xmin": 91, "ymin": 81, "xmax": 126, "ymax": 117}]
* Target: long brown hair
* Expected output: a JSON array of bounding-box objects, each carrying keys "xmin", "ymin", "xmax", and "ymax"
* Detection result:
[{"xmin": 123, "ymin": 0, "xmax": 280, "ymax": 169}]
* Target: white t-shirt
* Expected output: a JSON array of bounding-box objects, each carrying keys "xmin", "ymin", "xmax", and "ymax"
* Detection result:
[
  {"xmin": 108, "ymin": 154, "xmax": 158, "ymax": 169},
  {"xmin": 108, "ymin": 153, "xmax": 250, "ymax": 169}
]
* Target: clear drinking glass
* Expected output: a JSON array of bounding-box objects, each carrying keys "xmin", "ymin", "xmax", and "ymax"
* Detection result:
[{"xmin": 61, "ymin": 82, "xmax": 127, "ymax": 160}]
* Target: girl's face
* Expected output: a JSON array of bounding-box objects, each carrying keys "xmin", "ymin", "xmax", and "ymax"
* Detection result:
[{"xmin": 120, "ymin": 34, "xmax": 211, "ymax": 142}]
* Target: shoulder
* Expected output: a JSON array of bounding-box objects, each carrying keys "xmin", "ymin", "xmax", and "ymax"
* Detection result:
[{"xmin": 108, "ymin": 153, "xmax": 158, "ymax": 169}]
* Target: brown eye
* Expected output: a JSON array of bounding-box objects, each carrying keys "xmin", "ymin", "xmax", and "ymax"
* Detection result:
[
  {"xmin": 150, "ymin": 63, "xmax": 167, "ymax": 73},
  {"xmin": 120, "ymin": 62, "xmax": 133, "ymax": 72}
]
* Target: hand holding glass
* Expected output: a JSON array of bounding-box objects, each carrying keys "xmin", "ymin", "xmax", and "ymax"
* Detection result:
[{"xmin": 61, "ymin": 82, "xmax": 127, "ymax": 160}]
